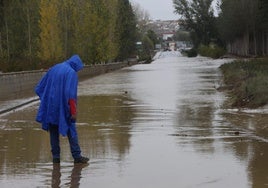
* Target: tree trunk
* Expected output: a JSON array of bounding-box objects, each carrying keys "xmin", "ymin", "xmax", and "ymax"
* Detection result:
[
  {"xmin": 243, "ymin": 31, "xmax": 249, "ymax": 56},
  {"xmin": 262, "ymin": 30, "xmax": 265, "ymax": 56},
  {"xmin": 266, "ymin": 29, "xmax": 268, "ymax": 55},
  {"xmin": 4, "ymin": 18, "xmax": 10, "ymax": 62},
  {"xmin": 26, "ymin": 7, "xmax": 32, "ymax": 62},
  {"xmin": 253, "ymin": 30, "xmax": 257, "ymax": 56},
  {"xmin": 64, "ymin": 7, "xmax": 68, "ymax": 59},
  {"xmin": 0, "ymin": 32, "xmax": 2, "ymax": 57}
]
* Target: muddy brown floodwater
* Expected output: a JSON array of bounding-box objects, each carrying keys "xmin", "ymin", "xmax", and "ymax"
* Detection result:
[{"xmin": 0, "ymin": 52, "xmax": 267, "ymax": 188}]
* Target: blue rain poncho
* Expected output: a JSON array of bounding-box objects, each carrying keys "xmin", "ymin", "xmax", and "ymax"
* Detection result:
[{"xmin": 35, "ymin": 55, "xmax": 84, "ymax": 136}]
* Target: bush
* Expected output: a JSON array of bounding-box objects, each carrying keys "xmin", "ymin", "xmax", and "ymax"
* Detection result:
[
  {"xmin": 0, "ymin": 57, "xmax": 58, "ymax": 73},
  {"xmin": 198, "ymin": 44, "xmax": 226, "ymax": 59},
  {"xmin": 182, "ymin": 48, "xmax": 198, "ymax": 57}
]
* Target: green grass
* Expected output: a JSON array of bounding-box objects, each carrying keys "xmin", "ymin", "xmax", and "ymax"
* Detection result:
[{"xmin": 220, "ymin": 58, "xmax": 268, "ymax": 108}]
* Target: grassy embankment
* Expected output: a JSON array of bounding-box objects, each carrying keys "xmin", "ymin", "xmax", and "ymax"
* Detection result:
[{"xmin": 219, "ymin": 58, "xmax": 268, "ymax": 108}]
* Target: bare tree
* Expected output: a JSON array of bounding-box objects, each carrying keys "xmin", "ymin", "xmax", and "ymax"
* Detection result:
[{"xmin": 132, "ymin": 2, "xmax": 151, "ymax": 35}]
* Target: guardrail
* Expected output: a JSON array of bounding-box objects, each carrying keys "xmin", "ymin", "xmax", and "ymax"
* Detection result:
[{"xmin": 0, "ymin": 61, "xmax": 137, "ymax": 101}]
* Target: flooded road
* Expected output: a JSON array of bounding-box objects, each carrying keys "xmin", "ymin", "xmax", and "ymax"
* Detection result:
[{"xmin": 0, "ymin": 52, "xmax": 268, "ymax": 187}]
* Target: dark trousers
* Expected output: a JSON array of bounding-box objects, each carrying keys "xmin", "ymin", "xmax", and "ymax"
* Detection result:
[{"xmin": 49, "ymin": 124, "xmax": 81, "ymax": 159}]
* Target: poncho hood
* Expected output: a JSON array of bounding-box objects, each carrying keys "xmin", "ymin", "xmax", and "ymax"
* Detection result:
[{"xmin": 66, "ymin": 54, "xmax": 84, "ymax": 72}]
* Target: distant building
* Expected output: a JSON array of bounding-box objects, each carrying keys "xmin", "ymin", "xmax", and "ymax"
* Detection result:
[
  {"xmin": 168, "ymin": 42, "xmax": 176, "ymax": 51},
  {"xmin": 155, "ymin": 44, "xmax": 161, "ymax": 50},
  {"xmin": 147, "ymin": 20, "xmax": 180, "ymax": 41},
  {"xmin": 162, "ymin": 32, "xmax": 175, "ymax": 40},
  {"xmin": 176, "ymin": 41, "xmax": 193, "ymax": 50}
]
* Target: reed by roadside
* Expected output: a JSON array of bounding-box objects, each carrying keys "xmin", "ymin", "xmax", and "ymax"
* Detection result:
[{"xmin": 219, "ymin": 58, "xmax": 268, "ymax": 108}]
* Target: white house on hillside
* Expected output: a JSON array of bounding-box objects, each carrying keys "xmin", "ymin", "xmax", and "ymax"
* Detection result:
[{"xmin": 162, "ymin": 32, "xmax": 175, "ymax": 40}]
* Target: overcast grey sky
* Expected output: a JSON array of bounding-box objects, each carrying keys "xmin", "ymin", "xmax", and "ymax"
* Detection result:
[
  {"xmin": 130, "ymin": 0, "xmax": 219, "ymax": 20},
  {"xmin": 130, "ymin": 0, "xmax": 178, "ymax": 20}
]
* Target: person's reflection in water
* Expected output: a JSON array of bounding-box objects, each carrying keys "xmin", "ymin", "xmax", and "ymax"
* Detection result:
[
  {"xmin": 70, "ymin": 163, "xmax": 89, "ymax": 187},
  {"xmin": 52, "ymin": 163, "xmax": 89, "ymax": 188},
  {"xmin": 52, "ymin": 164, "xmax": 61, "ymax": 188}
]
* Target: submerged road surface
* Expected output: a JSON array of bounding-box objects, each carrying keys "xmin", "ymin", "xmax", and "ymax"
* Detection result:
[{"xmin": 0, "ymin": 52, "xmax": 267, "ymax": 188}]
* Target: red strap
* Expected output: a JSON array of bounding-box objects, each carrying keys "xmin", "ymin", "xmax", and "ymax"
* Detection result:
[{"xmin": 68, "ymin": 99, "xmax": 76, "ymax": 115}]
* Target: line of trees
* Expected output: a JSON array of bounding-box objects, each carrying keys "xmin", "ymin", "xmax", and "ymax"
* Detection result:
[
  {"xmin": 218, "ymin": 0, "xmax": 268, "ymax": 56},
  {"xmin": 173, "ymin": 0, "xmax": 218, "ymax": 48},
  {"xmin": 132, "ymin": 2, "xmax": 159, "ymax": 62},
  {"xmin": 0, "ymin": 0, "xmax": 138, "ymax": 72},
  {"xmin": 173, "ymin": 0, "xmax": 268, "ymax": 57}
]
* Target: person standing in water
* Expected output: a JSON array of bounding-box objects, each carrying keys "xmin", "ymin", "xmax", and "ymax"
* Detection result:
[{"xmin": 35, "ymin": 55, "xmax": 89, "ymax": 164}]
